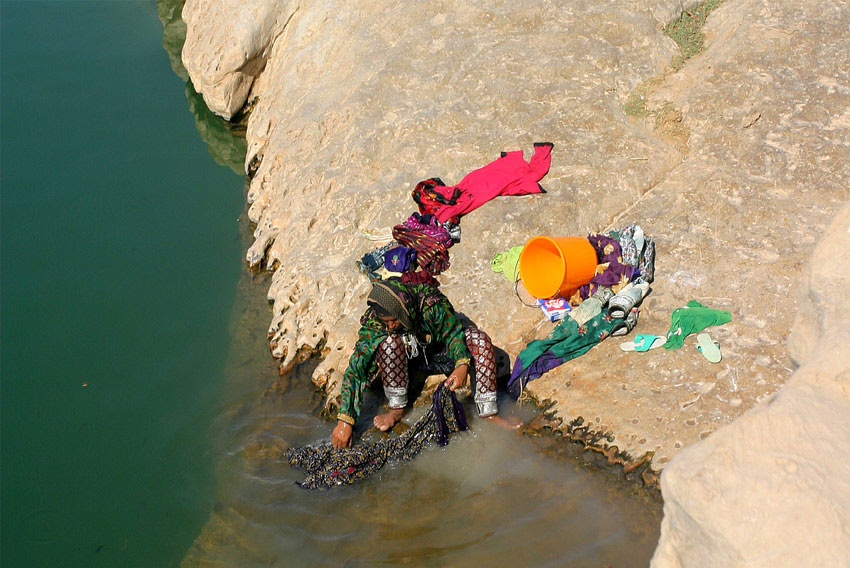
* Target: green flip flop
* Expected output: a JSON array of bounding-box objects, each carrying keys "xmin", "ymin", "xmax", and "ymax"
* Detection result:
[
  {"xmin": 619, "ymin": 334, "xmax": 665, "ymax": 352},
  {"xmin": 696, "ymin": 333, "xmax": 722, "ymax": 363}
]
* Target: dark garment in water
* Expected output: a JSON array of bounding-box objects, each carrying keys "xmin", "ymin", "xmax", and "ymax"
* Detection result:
[{"xmin": 286, "ymin": 384, "xmax": 468, "ymax": 490}]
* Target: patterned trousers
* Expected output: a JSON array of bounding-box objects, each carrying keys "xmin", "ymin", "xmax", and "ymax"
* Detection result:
[{"xmin": 376, "ymin": 327, "xmax": 498, "ymax": 417}]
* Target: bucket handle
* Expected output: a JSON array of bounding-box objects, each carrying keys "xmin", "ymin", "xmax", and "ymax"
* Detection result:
[{"xmin": 514, "ymin": 274, "xmax": 565, "ymax": 307}]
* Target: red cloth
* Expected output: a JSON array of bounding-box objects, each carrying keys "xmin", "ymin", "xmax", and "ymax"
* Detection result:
[{"xmin": 431, "ymin": 143, "xmax": 552, "ymax": 222}]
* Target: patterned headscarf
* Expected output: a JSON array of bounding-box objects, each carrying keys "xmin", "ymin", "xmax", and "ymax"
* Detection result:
[{"xmin": 367, "ymin": 279, "xmax": 413, "ymax": 330}]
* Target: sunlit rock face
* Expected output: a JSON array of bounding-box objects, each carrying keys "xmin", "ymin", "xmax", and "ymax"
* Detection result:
[
  {"xmin": 652, "ymin": 205, "xmax": 850, "ymax": 568},
  {"xmin": 182, "ymin": 0, "xmax": 850, "ymax": 543},
  {"xmin": 182, "ymin": 0, "xmax": 685, "ymax": 398}
]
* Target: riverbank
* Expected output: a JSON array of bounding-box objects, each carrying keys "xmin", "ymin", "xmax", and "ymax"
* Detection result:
[{"xmin": 179, "ymin": 0, "xmax": 850, "ymax": 563}]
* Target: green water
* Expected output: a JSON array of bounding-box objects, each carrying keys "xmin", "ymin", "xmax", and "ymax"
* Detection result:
[
  {"xmin": 3, "ymin": 3, "xmax": 664, "ymax": 567},
  {"xmin": 1, "ymin": 2, "xmax": 245, "ymax": 566}
]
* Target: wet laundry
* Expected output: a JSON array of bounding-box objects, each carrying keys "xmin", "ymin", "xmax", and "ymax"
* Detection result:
[
  {"xmin": 663, "ymin": 300, "xmax": 732, "ymax": 350},
  {"xmin": 287, "ymin": 383, "xmax": 468, "ymax": 489}
]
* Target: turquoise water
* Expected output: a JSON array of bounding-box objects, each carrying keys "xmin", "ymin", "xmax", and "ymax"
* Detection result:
[
  {"xmin": 1, "ymin": 2, "xmax": 245, "ymax": 566},
  {"xmin": 2, "ymin": 3, "xmax": 664, "ymax": 567}
]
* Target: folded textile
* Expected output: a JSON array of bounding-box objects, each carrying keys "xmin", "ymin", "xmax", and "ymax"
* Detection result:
[
  {"xmin": 392, "ymin": 225, "xmax": 451, "ymax": 275},
  {"xmin": 663, "ymin": 300, "xmax": 732, "ymax": 350},
  {"xmin": 286, "ymin": 384, "xmax": 468, "ymax": 489},
  {"xmin": 384, "ymin": 245, "xmax": 416, "ymax": 272}
]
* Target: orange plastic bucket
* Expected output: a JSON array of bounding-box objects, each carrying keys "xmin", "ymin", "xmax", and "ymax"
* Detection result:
[{"xmin": 518, "ymin": 236, "xmax": 597, "ymax": 299}]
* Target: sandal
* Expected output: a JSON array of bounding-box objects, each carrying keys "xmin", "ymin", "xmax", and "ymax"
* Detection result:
[
  {"xmin": 611, "ymin": 308, "xmax": 640, "ymax": 337},
  {"xmin": 620, "ymin": 334, "xmax": 665, "ymax": 352},
  {"xmin": 696, "ymin": 333, "xmax": 722, "ymax": 363},
  {"xmin": 607, "ymin": 282, "xmax": 650, "ymax": 319}
]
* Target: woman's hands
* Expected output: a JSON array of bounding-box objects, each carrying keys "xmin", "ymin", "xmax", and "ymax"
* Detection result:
[
  {"xmin": 444, "ymin": 363, "xmax": 469, "ymax": 391},
  {"xmin": 331, "ymin": 420, "xmax": 353, "ymax": 449}
]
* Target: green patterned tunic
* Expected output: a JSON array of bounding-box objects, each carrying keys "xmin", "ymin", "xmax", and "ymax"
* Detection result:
[{"xmin": 337, "ymin": 279, "xmax": 470, "ymax": 425}]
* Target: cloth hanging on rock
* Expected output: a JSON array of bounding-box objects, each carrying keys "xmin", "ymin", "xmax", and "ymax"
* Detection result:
[
  {"xmin": 384, "ymin": 245, "xmax": 416, "ymax": 273},
  {"xmin": 424, "ymin": 143, "xmax": 553, "ymax": 222},
  {"xmin": 286, "ymin": 384, "xmax": 468, "ymax": 489},
  {"xmin": 663, "ymin": 300, "xmax": 732, "ymax": 350}
]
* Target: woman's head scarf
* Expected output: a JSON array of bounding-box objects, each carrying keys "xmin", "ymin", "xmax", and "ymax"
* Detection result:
[{"xmin": 367, "ymin": 279, "xmax": 414, "ymax": 330}]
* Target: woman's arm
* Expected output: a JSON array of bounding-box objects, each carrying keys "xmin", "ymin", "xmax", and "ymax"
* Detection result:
[{"xmin": 334, "ymin": 331, "xmax": 381, "ymax": 440}]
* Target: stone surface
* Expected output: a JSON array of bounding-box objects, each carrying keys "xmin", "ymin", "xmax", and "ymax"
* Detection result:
[
  {"xmin": 183, "ymin": 0, "xmax": 849, "ymax": 472},
  {"xmin": 651, "ymin": 204, "xmax": 850, "ymax": 567},
  {"xmin": 181, "ymin": 0, "xmax": 850, "ymax": 560},
  {"xmin": 182, "ymin": 0, "xmax": 297, "ymax": 120}
]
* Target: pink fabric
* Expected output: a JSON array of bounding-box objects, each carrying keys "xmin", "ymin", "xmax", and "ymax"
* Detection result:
[
  {"xmin": 432, "ymin": 143, "xmax": 552, "ymax": 222},
  {"xmin": 403, "ymin": 214, "xmax": 454, "ymax": 248}
]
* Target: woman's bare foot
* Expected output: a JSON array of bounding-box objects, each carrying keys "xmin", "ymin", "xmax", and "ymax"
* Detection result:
[
  {"xmin": 374, "ymin": 408, "xmax": 406, "ymax": 431},
  {"xmin": 485, "ymin": 415, "xmax": 523, "ymax": 430}
]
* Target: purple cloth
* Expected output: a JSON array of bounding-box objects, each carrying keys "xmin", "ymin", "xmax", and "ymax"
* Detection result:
[
  {"xmin": 403, "ymin": 213, "xmax": 454, "ymax": 248},
  {"xmin": 384, "ymin": 245, "xmax": 416, "ymax": 272},
  {"xmin": 578, "ymin": 234, "xmax": 639, "ymax": 299},
  {"xmin": 432, "ymin": 383, "xmax": 469, "ymax": 446},
  {"xmin": 507, "ymin": 351, "xmax": 565, "ymax": 398}
]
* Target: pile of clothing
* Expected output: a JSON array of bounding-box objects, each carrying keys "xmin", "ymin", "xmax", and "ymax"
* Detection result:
[
  {"xmin": 357, "ymin": 143, "xmax": 554, "ymax": 287},
  {"xmin": 507, "ymin": 224, "xmax": 656, "ymax": 398}
]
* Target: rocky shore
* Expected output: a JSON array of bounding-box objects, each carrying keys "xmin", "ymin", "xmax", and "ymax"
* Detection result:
[{"xmin": 179, "ymin": 0, "xmax": 850, "ymax": 563}]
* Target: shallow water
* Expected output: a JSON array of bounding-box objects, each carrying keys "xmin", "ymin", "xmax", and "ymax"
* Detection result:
[{"xmin": 188, "ymin": 259, "xmax": 662, "ymax": 567}]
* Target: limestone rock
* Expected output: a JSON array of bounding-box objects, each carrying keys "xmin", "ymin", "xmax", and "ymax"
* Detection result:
[
  {"xmin": 181, "ymin": 0, "xmax": 297, "ymax": 120},
  {"xmin": 651, "ymin": 205, "xmax": 850, "ymax": 568},
  {"xmin": 180, "ymin": 0, "xmax": 850, "ymax": 563},
  {"xmin": 182, "ymin": 0, "xmax": 684, "ymax": 392},
  {"xmin": 181, "ymin": 0, "xmax": 850, "ymax": 508},
  {"xmin": 523, "ymin": 0, "xmax": 850, "ymax": 472}
]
